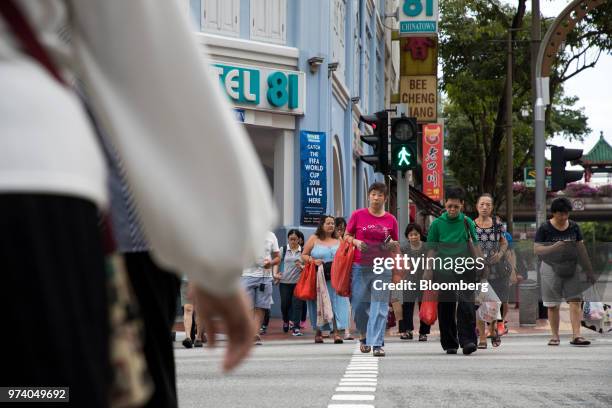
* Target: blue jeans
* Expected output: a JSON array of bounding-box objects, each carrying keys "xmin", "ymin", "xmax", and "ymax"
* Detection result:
[
  {"xmin": 306, "ymin": 280, "xmax": 350, "ymax": 331},
  {"xmin": 350, "ymin": 264, "xmax": 391, "ymax": 347}
]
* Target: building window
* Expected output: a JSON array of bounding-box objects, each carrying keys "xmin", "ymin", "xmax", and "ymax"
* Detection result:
[
  {"xmin": 332, "ymin": 0, "xmax": 347, "ymax": 83},
  {"xmin": 251, "ymin": 0, "xmax": 287, "ymax": 45},
  {"xmin": 201, "ymin": 0, "xmax": 240, "ymax": 37}
]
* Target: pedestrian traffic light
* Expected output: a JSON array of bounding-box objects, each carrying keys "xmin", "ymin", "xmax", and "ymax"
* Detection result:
[
  {"xmin": 359, "ymin": 111, "xmax": 389, "ymax": 175},
  {"xmin": 550, "ymin": 145, "xmax": 584, "ymax": 191},
  {"xmin": 390, "ymin": 116, "xmax": 418, "ymax": 172}
]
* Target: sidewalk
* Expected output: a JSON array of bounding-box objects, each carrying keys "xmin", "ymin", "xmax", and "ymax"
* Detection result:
[{"xmin": 173, "ymin": 302, "xmax": 580, "ymax": 342}]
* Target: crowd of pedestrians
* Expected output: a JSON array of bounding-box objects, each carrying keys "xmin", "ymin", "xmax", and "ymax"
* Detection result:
[{"xmin": 213, "ymin": 185, "xmax": 599, "ymax": 360}]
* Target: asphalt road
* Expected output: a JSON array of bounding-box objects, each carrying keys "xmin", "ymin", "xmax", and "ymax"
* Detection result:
[{"xmin": 175, "ymin": 333, "xmax": 612, "ymax": 408}]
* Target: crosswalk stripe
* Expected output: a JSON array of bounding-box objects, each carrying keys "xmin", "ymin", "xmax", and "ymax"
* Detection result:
[
  {"xmin": 328, "ymin": 404, "xmax": 374, "ymax": 408},
  {"xmin": 332, "ymin": 395, "xmax": 375, "ymax": 401},
  {"xmin": 336, "ymin": 387, "xmax": 376, "ymax": 392}
]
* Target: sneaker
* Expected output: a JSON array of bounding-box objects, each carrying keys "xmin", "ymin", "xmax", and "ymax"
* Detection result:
[
  {"xmin": 418, "ymin": 334, "xmax": 428, "ymax": 342},
  {"xmin": 254, "ymin": 335, "xmax": 263, "ymax": 345},
  {"xmin": 462, "ymin": 343, "xmax": 477, "ymax": 355},
  {"xmin": 446, "ymin": 348, "xmax": 458, "ymax": 354},
  {"xmin": 373, "ymin": 346, "xmax": 386, "ymax": 357},
  {"xmin": 259, "ymin": 325, "xmax": 267, "ymax": 335},
  {"xmin": 283, "ymin": 323, "xmax": 290, "ymax": 333},
  {"xmin": 292, "ymin": 329, "xmax": 303, "ymax": 337},
  {"xmin": 182, "ymin": 338, "xmax": 193, "ymax": 349}
]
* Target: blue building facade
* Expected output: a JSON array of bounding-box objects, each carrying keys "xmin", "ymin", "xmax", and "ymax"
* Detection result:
[{"xmin": 184, "ymin": 0, "xmax": 398, "ymax": 237}]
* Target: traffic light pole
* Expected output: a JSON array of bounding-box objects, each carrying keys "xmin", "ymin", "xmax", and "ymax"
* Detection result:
[{"xmin": 397, "ymin": 170, "xmax": 410, "ymax": 247}]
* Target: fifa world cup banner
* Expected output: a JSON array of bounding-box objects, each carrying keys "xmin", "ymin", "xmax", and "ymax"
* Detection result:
[{"xmin": 422, "ymin": 124, "xmax": 444, "ymax": 201}]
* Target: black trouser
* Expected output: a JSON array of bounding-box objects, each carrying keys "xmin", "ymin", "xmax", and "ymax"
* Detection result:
[
  {"xmin": 0, "ymin": 195, "xmax": 110, "ymax": 408},
  {"xmin": 263, "ymin": 309, "xmax": 270, "ymax": 326},
  {"xmin": 436, "ymin": 272, "xmax": 477, "ymax": 350},
  {"xmin": 279, "ymin": 283, "xmax": 303, "ymax": 328},
  {"xmin": 399, "ymin": 301, "xmax": 431, "ymax": 335},
  {"xmin": 125, "ymin": 252, "xmax": 181, "ymax": 408}
]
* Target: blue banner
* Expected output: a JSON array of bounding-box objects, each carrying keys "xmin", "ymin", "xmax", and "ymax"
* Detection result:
[{"xmin": 300, "ymin": 131, "xmax": 327, "ymax": 225}]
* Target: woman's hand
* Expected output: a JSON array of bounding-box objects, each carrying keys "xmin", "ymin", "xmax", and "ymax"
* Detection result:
[
  {"xmin": 387, "ymin": 240, "xmax": 400, "ymax": 253},
  {"xmin": 353, "ymin": 239, "xmax": 368, "ymax": 252},
  {"xmin": 313, "ymin": 259, "xmax": 323, "ymax": 266},
  {"xmin": 273, "ymin": 271, "xmax": 282, "ymax": 284},
  {"xmin": 488, "ymin": 251, "xmax": 503, "ymax": 264}
]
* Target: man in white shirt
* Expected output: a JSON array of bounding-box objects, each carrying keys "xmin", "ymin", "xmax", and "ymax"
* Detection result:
[{"xmin": 242, "ymin": 231, "xmax": 281, "ymax": 345}]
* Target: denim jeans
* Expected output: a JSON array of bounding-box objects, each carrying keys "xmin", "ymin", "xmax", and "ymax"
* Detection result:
[
  {"xmin": 306, "ymin": 280, "xmax": 350, "ymax": 331},
  {"xmin": 350, "ymin": 264, "xmax": 391, "ymax": 347}
]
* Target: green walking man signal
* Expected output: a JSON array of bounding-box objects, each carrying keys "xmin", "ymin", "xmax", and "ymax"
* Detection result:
[
  {"xmin": 390, "ymin": 116, "xmax": 418, "ymax": 172},
  {"xmin": 397, "ymin": 146, "xmax": 412, "ymax": 167}
]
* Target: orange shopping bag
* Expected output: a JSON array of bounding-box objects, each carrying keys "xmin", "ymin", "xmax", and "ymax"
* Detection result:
[
  {"xmin": 294, "ymin": 261, "xmax": 317, "ymax": 300},
  {"xmin": 419, "ymin": 290, "xmax": 439, "ymax": 326},
  {"xmin": 331, "ymin": 240, "xmax": 355, "ymax": 297}
]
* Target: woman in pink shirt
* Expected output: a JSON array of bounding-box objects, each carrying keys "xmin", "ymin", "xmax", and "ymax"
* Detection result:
[{"xmin": 345, "ymin": 182, "xmax": 399, "ymax": 357}]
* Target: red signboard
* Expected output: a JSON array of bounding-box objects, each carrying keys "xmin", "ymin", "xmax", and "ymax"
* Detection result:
[{"xmin": 422, "ymin": 124, "xmax": 444, "ymax": 201}]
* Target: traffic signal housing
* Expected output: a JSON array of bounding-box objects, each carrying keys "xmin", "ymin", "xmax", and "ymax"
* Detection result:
[
  {"xmin": 390, "ymin": 116, "xmax": 418, "ymax": 172},
  {"xmin": 550, "ymin": 145, "xmax": 584, "ymax": 191},
  {"xmin": 359, "ymin": 111, "xmax": 389, "ymax": 175}
]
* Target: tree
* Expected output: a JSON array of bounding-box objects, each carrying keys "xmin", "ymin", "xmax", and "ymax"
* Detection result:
[{"xmin": 439, "ymin": 0, "xmax": 610, "ymax": 207}]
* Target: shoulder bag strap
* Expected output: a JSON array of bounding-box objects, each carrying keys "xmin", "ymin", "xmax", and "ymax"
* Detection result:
[{"xmin": 0, "ymin": 1, "xmax": 67, "ymax": 86}]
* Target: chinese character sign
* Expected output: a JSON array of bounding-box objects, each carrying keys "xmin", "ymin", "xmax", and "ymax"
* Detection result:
[
  {"xmin": 422, "ymin": 124, "xmax": 444, "ymax": 201},
  {"xmin": 300, "ymin": 131, "xmax": 327, "ymax": 225}
]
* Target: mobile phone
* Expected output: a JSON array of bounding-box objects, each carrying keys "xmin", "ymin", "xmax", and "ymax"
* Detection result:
[{"xmin": 259, "ymin": 283, "xmax": 266, "ymax": 292}]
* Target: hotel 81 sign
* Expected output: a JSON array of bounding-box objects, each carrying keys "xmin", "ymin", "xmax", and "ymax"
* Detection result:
[
  {"xmin": 399, "ymin": 0, "xmax": 439, "ymax": 37},
  {"xmin": 210, "ymin": 62, "xmax": 306, "ymax": 115}
]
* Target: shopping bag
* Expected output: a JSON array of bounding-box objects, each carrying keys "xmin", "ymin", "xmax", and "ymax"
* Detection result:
[
  {"xmin": 294, "ymin": 261, "xmax": 317, "ymax": 300},
  {"xmin": 419, "ymin": 290, "xmax": 438, "ymax": 326},
  {"xmin": 387, "ymin": 306, "xmax": 396, "ymax": 329},
  {"xmin": 331, "ymin": 240, "xmax": 355, "ymax": 297},
  {"xmin": 477, "ymin": 283, "xmax": 501, "ymax": 322},
  {"xmin": 316, "ymin": 265, "xmax": 334, "ymax": 327}
]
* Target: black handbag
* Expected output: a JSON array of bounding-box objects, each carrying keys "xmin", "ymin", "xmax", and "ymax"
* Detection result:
[{"xmin": 323, "ymin": 261, "xmax": 333, "ymax": 281}]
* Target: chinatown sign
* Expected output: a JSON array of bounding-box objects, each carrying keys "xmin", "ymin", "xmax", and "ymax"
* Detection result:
[
  {"xmin": 399, "ymin": 0, "xmax": 439, "ymax": 37},
  {"xmin": 422, "ymin": 124, "xmax": 444, "ymax": 201},
  {"xmin": 399, "ymin": 75, "xmax": 437, "ymax": 122}
]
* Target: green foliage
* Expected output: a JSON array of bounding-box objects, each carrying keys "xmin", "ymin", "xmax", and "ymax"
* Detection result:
[
  {"xmin": 439, "ymin": 0, "xmax": 596, "ymax": 206},
  {"xmin": 580, "ymin": 222, "xmax": 612, "ymax": 243}
]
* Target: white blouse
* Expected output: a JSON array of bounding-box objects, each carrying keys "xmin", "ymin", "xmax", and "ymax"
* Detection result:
[{"xmin": 0, "ymin": 0, "xmax": 277, "ymax": 295}]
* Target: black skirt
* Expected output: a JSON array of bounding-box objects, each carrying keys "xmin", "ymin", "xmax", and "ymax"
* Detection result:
[{"xmin": 0, "ymin": 194, "xmax": 110, "ymax": 408}]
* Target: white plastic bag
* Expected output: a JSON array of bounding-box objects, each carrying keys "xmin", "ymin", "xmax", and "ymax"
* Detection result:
[{"xmin": 477, "ymin": 282, "xmax": 501, "ymax": 322}]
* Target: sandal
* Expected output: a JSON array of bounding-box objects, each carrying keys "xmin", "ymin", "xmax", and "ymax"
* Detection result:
[
  {"xmin": 491, "ymin": 333, "xmax": 501, "ymax": 348},
  {"xmin": 478, "ymin": 341, "xmax": 488, "ymax": 349},
  {"xmin": 314, "ymin": 335, "xmax": 324, "ymax": 344},
  {"xmin": 547, "ymin": 338, "xmax": 560, "ymax": 346},
  {"xmin": 359, "ymin": 338, "xmax": 371, "ymax": 353},
  {"xmin": 569, "ymin": 337, "xmax": 591, "ymax": 346},
  {"xmin": 334, "ymin": 335, "xmax": 344, "ymax": 344}
]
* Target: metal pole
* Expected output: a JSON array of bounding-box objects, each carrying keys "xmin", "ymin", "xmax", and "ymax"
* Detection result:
[
  {"xmin": 532, "ymin": 0, "xmax": 546, "ymax": 228},
  {"xmin": 506, "ymin": 30, "xmax": 514, "ymax": 235},
  {"xmin": 398, "ymin": 171, "xmax": 410, "ymax": 247}
]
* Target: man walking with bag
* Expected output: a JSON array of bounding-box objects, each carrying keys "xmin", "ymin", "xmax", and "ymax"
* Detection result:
[{"xmin": 424, "ymin": 187, "xmax": 484, "ymax": 355}]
